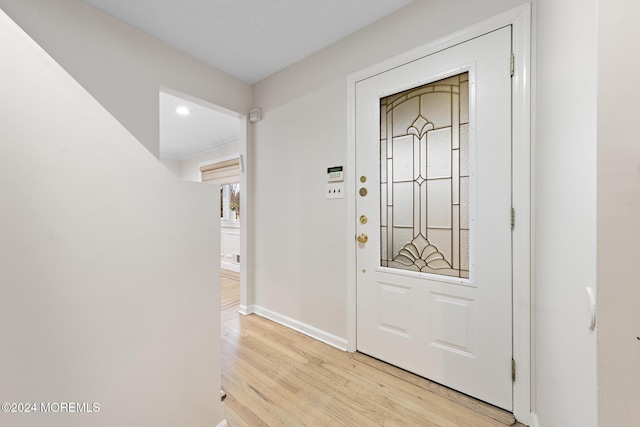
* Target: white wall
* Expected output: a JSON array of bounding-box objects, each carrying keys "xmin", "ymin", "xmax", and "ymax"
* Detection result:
[
  {"xmin": 597, "ymin": 1, "xmax": 640, "ymax": 424},
  {"xmin": 252, "ymin": 0, "xmax": 527, "ymax": 346},
  {"xmin": 533, "ymin": 0, "xmax": 598, "ymax": 425},
  {"xmin": 0, "ymin": 10, "xmax": 223, "ymax": 427},
  {"xmin": 159, "ymin": 157, "xmax": 182, "ymax": 178},
  {"xmin": 0, "ymin": 0, "xmax": 252, "ymax": 158}
]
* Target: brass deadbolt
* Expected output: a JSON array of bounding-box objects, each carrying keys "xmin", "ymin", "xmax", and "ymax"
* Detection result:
[
  {"xmin": 359, "ymin": 188, "xmax": 368, "ymax": 197},
  {"xmin": 357, "ymin": 233, "xmax": 368, "ymax": 243}
]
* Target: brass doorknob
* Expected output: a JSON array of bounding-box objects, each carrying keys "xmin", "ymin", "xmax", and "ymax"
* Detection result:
[{"xmin": 357, "ymin": 233, "xmax": 368, "ymax": 243}]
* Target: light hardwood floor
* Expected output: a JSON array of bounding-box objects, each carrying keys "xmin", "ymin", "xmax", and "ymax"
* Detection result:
[{"xmin": 220, "ymin": 270, "xmax": 523, "ymax": 427}]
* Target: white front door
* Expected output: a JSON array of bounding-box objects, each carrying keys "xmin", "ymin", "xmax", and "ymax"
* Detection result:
[{"xmin": 355, "ymin": 27, "xmax": 513, "ymax": 410}]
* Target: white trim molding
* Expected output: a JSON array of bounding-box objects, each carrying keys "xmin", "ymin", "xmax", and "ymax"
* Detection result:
[
  {"xmin": 161, "ymin": 137, "xmax": 239, "ymax": 161},
  {"xmin": 530, "ymin": 412, "xmax": 540, "ymax": 427},
  {"xmin": 221, "ymin": 261, "xmax": 240, "ymax": 273},
  {"xmin": 238, "ymin": 304, "xmax": 254, "ymax": 316},
  {"xmin": 346, "ymin": 3, "xmax": 532, "ymax": 424},
  {"xmin": 253, "ymin": 306, "xmax": 348, "ymax": 351},
  {"xmin": 510, "ymin": 4, "xmax": 532, "ymax": 425}
]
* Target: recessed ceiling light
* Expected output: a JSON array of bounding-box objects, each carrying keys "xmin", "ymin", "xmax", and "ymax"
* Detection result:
[{"xmin": 176, "ymin": 106, "xmax": 190, "ymax": 115}]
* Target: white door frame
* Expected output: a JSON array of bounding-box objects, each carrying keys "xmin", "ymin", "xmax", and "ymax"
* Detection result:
[
  {"xmin": 238, "ymin": 116, "xmax": 252, "ymax": 315},
  {"xmin": 346, "ymin": 4, "xmax": 532, "ymax": 423}
]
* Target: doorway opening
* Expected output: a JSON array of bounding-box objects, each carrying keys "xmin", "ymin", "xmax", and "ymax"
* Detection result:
[{"xmin": 158, "ymin": 88, "xmax": 246, "ymax": 311}]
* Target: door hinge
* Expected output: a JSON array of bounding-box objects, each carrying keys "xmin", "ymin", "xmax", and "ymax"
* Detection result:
[
  {"xmin": 510, "ymin": 208, "xmax": 515, "ymax": 230},
  {"xmin": 512, "ymin": 359, "xmax": 516, "ymax": 382},
  {"xmin": 510, "ymin": 53, "xmax": 515, "ymax": 77}
]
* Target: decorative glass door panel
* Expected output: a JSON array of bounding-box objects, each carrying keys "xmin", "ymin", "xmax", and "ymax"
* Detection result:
[{"xmin": 380, "ymin": 73, "xmax": 469, "ymax": 278}]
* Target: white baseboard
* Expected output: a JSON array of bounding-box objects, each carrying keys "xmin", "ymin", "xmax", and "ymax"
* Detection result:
[
  {"xmin": 238, "ymin": 304, "xmax": 254, "ymax": 315},
  {"xmin": 221, "ymin": 261, "xmax": 240, "ymax": 273},
  {"xmin": 253, "ymin": 305, "xmax": 348, "ymax": 351},
  {"xmin": 529, "ymin": 412, "xmax": 539, "ymax": 427},
  {"xmin": 215, "ymin": 419, "xmax": 228, "ymax": 427}
]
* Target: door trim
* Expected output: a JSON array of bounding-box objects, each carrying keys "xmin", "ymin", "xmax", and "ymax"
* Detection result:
[{"xmin": 346, "ymin": 4, "xmax": 531, "ymax": 424}]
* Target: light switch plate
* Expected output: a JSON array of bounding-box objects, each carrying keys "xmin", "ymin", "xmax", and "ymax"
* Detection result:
[{"xmin": 326, "ymin": 183, "xmax": 344, "ymax": 199}]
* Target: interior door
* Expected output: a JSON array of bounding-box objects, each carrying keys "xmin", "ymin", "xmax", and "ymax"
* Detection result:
[{"xmin": 355, "ymin": 27, "xmax": 513, "ymax": 410}]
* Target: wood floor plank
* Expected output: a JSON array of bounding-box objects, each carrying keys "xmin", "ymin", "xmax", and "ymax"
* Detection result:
[
  {"xmin": 225, "ymin": 352, "xmax": 333, "ymax": 426},
  {"xmin": 224, "ymin": 336, "xmax": 374, "ymax": 426},
  {"xmin": 220, "ymin": 275, "xmax": 523, "ymax": 427},
  {"xmin": 352, "ymin": 352, "xmax": 516, "ymax": 425}
]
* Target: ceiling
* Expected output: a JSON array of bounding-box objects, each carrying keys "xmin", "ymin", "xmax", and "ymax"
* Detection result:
[
  {"xmin": 82, "ymin": 0, "xmax": 413, "ymax": 158},
  {"xmin": 159, "ymin": 91, "xmax": 239, "ymax": 159},
  {"xmin": 83, "ymin": 0, "xmax": 413, "ymax": 84}
]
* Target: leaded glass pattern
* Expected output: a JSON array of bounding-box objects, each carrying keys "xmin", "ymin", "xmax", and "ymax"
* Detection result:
[{"xmin": 380, "ymin": 73, "xmax": 469, "ymax": 279}]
